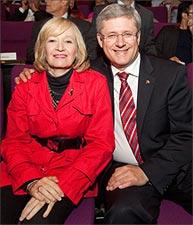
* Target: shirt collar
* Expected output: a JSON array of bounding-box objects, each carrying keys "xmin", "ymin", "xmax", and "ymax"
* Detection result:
[
  {"xmin": 62, "ymin": 12, "xmax": 68, "ymax": 19},
  {"xmin": 112, "ymin": 53, "xmax": 141, "ymax": 78}
]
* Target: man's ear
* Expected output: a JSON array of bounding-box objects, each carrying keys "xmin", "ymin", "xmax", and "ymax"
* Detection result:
[
  {"xmin": 97, "ymin": 33, "xmax": 103, "ymax": 48},
  {"xmin": 137, "ymin": 31, "xmax": 141, "ymax": 45}
]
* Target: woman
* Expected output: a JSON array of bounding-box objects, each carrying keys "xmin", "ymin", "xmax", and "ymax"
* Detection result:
[{"xmin": 0, "ymin": 17, "xmax": 114, "ymax": 224}]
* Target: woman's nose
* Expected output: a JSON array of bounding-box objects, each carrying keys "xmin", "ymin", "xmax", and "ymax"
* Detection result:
[{"xmin": 56, "ymin": 41, "xmax": 65, "ymax": 51}]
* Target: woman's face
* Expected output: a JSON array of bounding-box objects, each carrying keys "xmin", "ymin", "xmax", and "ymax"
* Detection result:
[{"xmin": 45, "ymin": 27, "xmax": 77, "ymax": 77}]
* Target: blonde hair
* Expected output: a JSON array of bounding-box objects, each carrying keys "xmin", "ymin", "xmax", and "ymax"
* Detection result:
[{"xmin": 34, "ymin": 17, "xmax": 90, "ymax": 72}]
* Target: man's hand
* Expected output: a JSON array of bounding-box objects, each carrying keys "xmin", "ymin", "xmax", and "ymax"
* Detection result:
[
  {"xmin": 15, "ymin": 68, "xmax": 35, "ymax": 84},
  {"xmin": 29, "ymin": 0, "xmax": 39, "ymax": 12},
  {"xmin": 169, "ymin": 56, "xmax": 185, "ymax": 65},
  {"xmin": 19, "ymin": 197, "xmax": 56, "ymax": 221},
  {"xmin": 27, "ymin": 176, "xmax": 64, "ymax": 203},
  {"xmin": 21, "ymin": 0, "xmax": 29, "ymax": 10},
  {"xmin": 106, "ymin": 164, "xmax": 149, "ymax": 191}
]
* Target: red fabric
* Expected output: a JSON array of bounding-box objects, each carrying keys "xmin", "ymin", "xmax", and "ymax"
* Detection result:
[
  {"xmin": 118, "ymin": 72, "xmax": 143, "ymax": 163},
  {"xmin": 0, "ymin": 69, "xmax": 114, "ymax": 204}
]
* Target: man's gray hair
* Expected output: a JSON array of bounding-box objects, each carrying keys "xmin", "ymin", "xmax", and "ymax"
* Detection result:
[{"xmin": 96, "ymin": 3, "xmax": 141, "ymax": 33}]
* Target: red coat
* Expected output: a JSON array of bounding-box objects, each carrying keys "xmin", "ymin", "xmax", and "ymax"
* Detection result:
[{"xmin": 0, "ymin": 69, "xmax": 114, "ymax": 205}]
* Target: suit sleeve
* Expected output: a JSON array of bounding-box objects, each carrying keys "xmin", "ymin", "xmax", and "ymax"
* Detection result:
[
  {"xmin": 140, "ymin": 66, "xmax": 192, "ymax": 194},
  {"xmin": 8, "ymin": 8, "xmax": 28, "ymax": 21}
]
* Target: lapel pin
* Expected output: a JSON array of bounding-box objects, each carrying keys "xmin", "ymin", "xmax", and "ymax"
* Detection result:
[{"xmin": 145, "ymin": 80, "xmax": 150, "ymax": 84}]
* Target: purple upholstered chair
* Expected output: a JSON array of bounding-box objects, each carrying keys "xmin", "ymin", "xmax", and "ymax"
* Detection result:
[
  {"xmin": 158, "ymin": 200, "xmax": 192, "ymax": 224},
  {"xmin": 1, "ymin": 21, "xmax": 34, "ymax": 61},
  {"xmin": 64, "ymin": 198, "xmax": 95, "ymax": 224},
  {"xmin": 0, "ymin": 68, "xmax": 4, "ymax": 140},
  {"xmin": 186, "ymin": 62, "xmax": 193, "ymax": 89},
  {"xmin": 147, "ymin": 6, "xmax": 168, "ymax": 23},
  {"xmin": 153, "ymin": 22, "xmax": 170, "ymax": 37},
  {"xmin": 11, "ymin": 64, "xmax": 33, "ymax": 91},
  {"xmin": 11, "ymin": 65, "xmax": 95, "ymax": 225}
]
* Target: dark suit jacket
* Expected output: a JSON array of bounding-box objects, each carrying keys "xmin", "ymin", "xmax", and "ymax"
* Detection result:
[
  {"xmin": 155, "ymin": 25, "xmax": 193, "ymax": 64},
  {"xmin": 8, "ymin": 8, "xmax": 47, "ymax": 21},
  {"xmin": 26, "ymin": 13, "xmax": 91, "ymax": 64},
  {"xmin": 87, "ymin": 2, "xmax": 157, "ymax": 60},
  {"xmin": 91, "ymin": 54, "xmax": 192, "ymax": 195}
]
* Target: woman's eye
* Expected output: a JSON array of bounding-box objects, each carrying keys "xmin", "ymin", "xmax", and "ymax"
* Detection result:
[
  {"xmin": 48, "ymin": 39, "xmax": 56, "ymax": 43},
  {"xmin": 65, "ymin": 40, "xmax": 73, "ymax": 44}
]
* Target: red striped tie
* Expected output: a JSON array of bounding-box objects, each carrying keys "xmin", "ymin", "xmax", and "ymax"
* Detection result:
[{"xmin": 118, "ymin": 72, "xmax": 143, "ymax": 163}]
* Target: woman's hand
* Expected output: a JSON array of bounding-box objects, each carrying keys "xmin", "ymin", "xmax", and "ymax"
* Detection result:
[
  {"xmin": 19, "ymin": 197, "xmax": 56, "ymax": 221},
  {"xmin": 27, "ymin": 176, "xmax": 64, "ymax": 203}
]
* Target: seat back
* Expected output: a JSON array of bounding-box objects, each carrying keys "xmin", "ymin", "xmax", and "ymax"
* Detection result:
[
  {"xmin": 153, "ymin": 22, "xmax": 172, "ymax": 36},
  {"xmin": 11, "ymin": 64, "xmax": 33, "ymax": 91},
  {"xmin": 1, "ymin": 21, "xmax": 34, "ymax": 61},
  {"xmin": 186, "ymin": 62, "xmax": 193, "ymax": 89},
  {"xmin": 64, "ymin": 198, "xmax": 95, "ymax": 224},
  {"xmin": 0, "ymin": 68, "xmax": 4, "ymax": 140},
  {"xmin": 147, "ymin": 6, "xmax": 168, "ymax": 23},
  {"xmin": 158, "ymin": 200, "xmax": 192, "ymax": 224}
]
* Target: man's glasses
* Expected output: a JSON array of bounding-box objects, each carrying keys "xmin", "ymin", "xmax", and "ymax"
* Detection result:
[{"xmin": 100, "ymin": 32, "xmax": 138, "ymax": 43}]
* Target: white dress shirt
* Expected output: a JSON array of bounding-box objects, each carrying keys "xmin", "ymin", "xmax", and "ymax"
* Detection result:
[{"xmin": 112, "ymin": 53, "xmax": 141, "ymax": 165}]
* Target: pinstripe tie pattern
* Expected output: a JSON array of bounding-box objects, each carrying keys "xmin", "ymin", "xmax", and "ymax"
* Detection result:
[{"xmin": 118, "ymin": 72, "xmax": 143, "ymax": 163}]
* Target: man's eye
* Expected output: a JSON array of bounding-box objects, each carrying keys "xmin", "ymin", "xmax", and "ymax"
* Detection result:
[
  {"xmin": 107, "ymin": 34, "xmax": 116, "ymax": 40},
  {"xmin": 124, "ymin": 33, "xmax": 132, "ymax": 38}
]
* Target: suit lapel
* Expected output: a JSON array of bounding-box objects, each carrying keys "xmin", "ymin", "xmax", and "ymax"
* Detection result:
[{"xmin": 137, "ymin": 55, "xmax": 155, "ymax": 133}]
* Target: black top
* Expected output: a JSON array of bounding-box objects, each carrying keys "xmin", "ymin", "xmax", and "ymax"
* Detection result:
[
  {"xmin": 46, "ymin": 69, "xmax": 73, "ymax": 108},
  {"xmin": 175, "ymin": 29, "xmax": 192, "ymax": 65}
]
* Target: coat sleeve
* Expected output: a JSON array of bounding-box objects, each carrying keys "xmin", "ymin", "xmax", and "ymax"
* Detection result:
[
  {"xmin": 57, "ymin": 75, "xmax": 115, "ymax": 204},
  {"xmin": 1, "ymin": 84, "xmax": 53, "ymax": 192}
]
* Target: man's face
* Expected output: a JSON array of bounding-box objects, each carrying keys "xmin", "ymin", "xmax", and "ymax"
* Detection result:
[
  {"xmin": 97, "ymin": 16, "xmax": 140, "ymax": 70},
  {"xmin": 118, "ymin": 0, "xmax": 133, "ymax": 5},
  {"xmin": 188, "ymin": 4, "xmax": 193, "ymax": 34},
  {"xmin": 45, "ymin": 0, "xmax": 69, "ymax": 16}
]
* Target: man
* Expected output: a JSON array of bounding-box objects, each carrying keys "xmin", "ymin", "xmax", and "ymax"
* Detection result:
[
  {"xmin": 188, "ymin": 3, "xmax": 193, "ymax": 34},
  {"xmin": 87, "ymin": 0, "xmax": 157, "ymax": 60},
  {"xmin": 92, "ymin": 4, "xmax": 192, "ymax": 224},
  {"xmin": 26, "ymin": 0, "xmax": 90, "ymax": 63},
  {"xmin": 7, "ymin": 0, "xmax": 45, "ymax": 21},
  {"xmin": 155, "ymin": 1, "xmax": 192, "ymax": 65},
  {"xmin": 15, "ymin": 4, "xmax": 192, "ymax": 224}
]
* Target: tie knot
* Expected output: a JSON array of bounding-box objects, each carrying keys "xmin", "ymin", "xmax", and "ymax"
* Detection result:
[{"xmin": 118, "ymin": 72, "xmax": 129, "ymax": 82}]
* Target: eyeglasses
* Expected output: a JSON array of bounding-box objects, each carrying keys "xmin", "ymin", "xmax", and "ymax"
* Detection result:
[{"xmin": 100, "ymin": 32, "xmax": 138, "ymax": 43}]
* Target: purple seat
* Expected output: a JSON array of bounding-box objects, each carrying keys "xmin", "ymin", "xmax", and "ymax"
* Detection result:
[
  {"xmin": 11, "ymin": 64, "xmax": 33, "ymax": 91},
  {"xmin": 158, "ymin": 200, "xmax": 192, "ymax": 224},
  {"xmin": 147, "ymin": 6, "xmax": 168, "ymax": 23},
  {"xmin": 186, "ymin": 62, "xmax": 193, "ymax": 89},
  {"xmin": 153, "ymin": 22, "xmax": 170, "ymax": 37},
  {"xmin": 1, "ymin": 21, "xmax": 34, "ymax": 61},
  {"xmin": 0, "ymin": 68, "xmax": 4, "ymax": 140},
  {"xmin": 64, "ymin": 198, "xmax": 95, "ymax": 224},
  {"xmin": 77, "ymin": 0, "xmax": 92, "ymax": 17}
]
